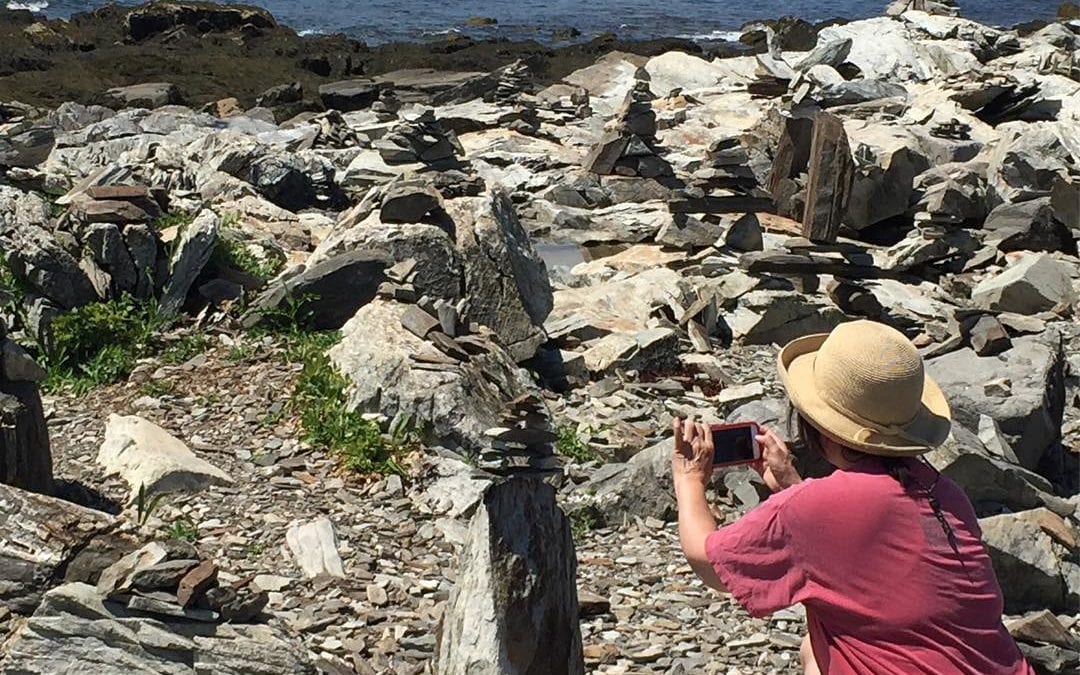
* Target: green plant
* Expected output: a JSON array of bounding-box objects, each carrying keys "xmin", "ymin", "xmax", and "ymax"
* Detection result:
[
  {"xmin": 135, "ymin": 484, "xmax": 166, "ymax": 527},
  {"xmin": 570, "ymin": 507, "xmax": 601, "ymax": 540},
  {"xmin": 159, "ymin": 333, "xmax": 211, "ymax": 365},
  {"xmin": 212, "ymin": 233, "xmax": 282, "ymax": 281},
  {"xmin": 153, "ymin": 211, "xmax": 195, "ymax": 233},
  {"xmin": 556, "ymin": 425, "xmax": 599, "ymax": 463},
  {"xmin": 227, "ymin": 341, "xmax": 260, "ymax": 363},
  {"xmin": 290, "ymin": 338, "xmax": 409, "ymax": 476},
  {"xmin": 43, "ymin": 294, "xmax": 171, "ymax": 393},
  {"xmin": 139, "ymin": 379, "xmax": 176, "ymax": 397},
  {"xmin": 165, "ymin": 517, "xmax": 199, "ymax": 543}
]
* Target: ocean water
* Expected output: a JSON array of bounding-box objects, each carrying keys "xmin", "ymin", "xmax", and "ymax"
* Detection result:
[{"xmin": 11, "ymin": 0, "xmax": 1068, "ymax": 44}]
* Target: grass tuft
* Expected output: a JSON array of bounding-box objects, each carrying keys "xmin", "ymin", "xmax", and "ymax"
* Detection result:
[{"xmin": 556, "ymin": 424, "xmax": 600, "ymax": 463}]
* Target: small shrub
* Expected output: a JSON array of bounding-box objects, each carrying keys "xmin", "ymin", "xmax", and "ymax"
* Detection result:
[
  {"xmin": 135, "ymin": 484, "xmax": 166, "ymax": 527},
  {"xmin": 556, "ymin": 424, "xmax": 599, "ymax": 463},
  {"xmin": 139, "ymin": 379, "xmax": 176, "ymax": 397},
  {"xmin": 165, "ymin": 517, "xmax": 199, "ymax": 543},
  {"xmin": 159, "ymin": 333, "xmax": 211, "ymax": 365},
  {"xmin": 227, "ymin": 341, "xmax": 260, "ymax": 363},
  {"xmin": 212, "ymin": 233, "xmax": 282, "ymax": 281},
  {"xmin": 291, "ymin": 343, "xmax": 409, "ymax": 476},
  {"xmin": 44, "ymin": 294, "xmax": 170, "ymax": 393},
  {"xmin": 153, "ymin": 211, "xmax": 194, "ymax": 233},
  {"xmin": 570, "ymin": 507, "xmax": 601, "ymax": 541}
]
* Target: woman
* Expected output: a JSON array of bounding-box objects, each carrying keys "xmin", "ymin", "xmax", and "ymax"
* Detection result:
[{"xmin": 672, "ymin": 320, "xmax": 1034, "ymax": 675}]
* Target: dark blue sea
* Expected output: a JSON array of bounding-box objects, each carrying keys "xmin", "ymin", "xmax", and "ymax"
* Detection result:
[{"xmin": 8, "ymin": 0, "xmax": 1069, "ymax": 44}]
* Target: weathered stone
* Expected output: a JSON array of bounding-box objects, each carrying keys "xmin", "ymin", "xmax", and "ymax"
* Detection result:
[
  {"xmin": 380, "ymin": 183, "xmax": 443, "ymax": 224},
  {"xmin": 0, "ymin": 483, "xmax": 118, "ymax": 614},
  {"xmin": 0, "ymin": 378, "xmax": 52, "ymax": 495},
  {"xmin": 103, "ymin": 82, "xmax": 183, "ymax": 109},
  {"xmin": 728, "ymin": 290, "xmax": 846, "ymax": 346},
  {"xmin": 130, "ymin": 559, "xmax": 200, "ymax": 593},
  {"xmin": 925, "ymin": 423, "xmax": 1065, "ymax": 516},
  {"xmin": 243, "ymin": 251, "xmax": 391, "ymax": 330},
  {"xmin": 980, "ymin": 509, "xmax": 1079, "ymax": 615},
  {"xmin": 987, "ymin": 123, "xmax": 1077, "ymax": 205},
  {"xmin": 437, "ymin": 479, "xmax": 584, "ymax": 675},
  {"xmin": 126, "ymin": 2, "xmax": 276, "ymax": 40},
  {"xmin": 1007, "ymin": 611, "xmax": 1079, "ymax": 650},
  {"xmin": 285, "ymin": 517, "xmax": 345, "ymax": 579},
  {"xmin": 927, "ymin": 335, "xmax": 1065, "ymax": 474},
  {"xmin": 0, "ymin": 224, "xmax": 98, "ymax": 310},
  {"xmin": 968, "ymin": 315, "xmax": 1011, "ymax": 356},
  {"xmin": 455, "ymin": 192, "xmax": 553, "ymax": 362},
  {"xmin": 983, "ymin": 199, "xmax": 1075, "ymax": 254},
  {"xmin": 248, "ymin": 154, "xmax": 316, "ymax": 212},
  {"xmin": 655, "ymin": 215, "xmax": 722, "ymax": 249},
  {"xmin": 97, "ymin": 414, "xmax": 234, "ymax": 500},
  {"xmin": 84, "ymin": 223, "xmax": 139, "ymax": 295},
  {"xmin": 1, "ymin": 341, "xmax": 46, "ymax": 383},
  {"xmin": 160, "ymin": 209, "xmax": 219, "ymax": 315},
  {"xmin": 971, "ymin": 254, "xmax": 1076, "ymax": 315},
  {"xmin": 331, "ymin": 298, "xmax": 548, "ymax": 455},
  {"xmin": 318, "ymin": 79, "xmax": 384, "ymax": 112},
  {"xmin": 255, "ymin": 82, "xmax": 303, "ymax": 108},
  {"xmin": 0, "ymin": 122, "xmax": 55, "ymax": 168},
  {"xmin": 584, "ymin": 132, "xmax": 628, "ymax": 175},
  {"xmin": 725, "ymin": 213, "xmax": 764, "ymax": 252},
  {"xmin": 122, "ymin": 224, "xmax": 159, "ymax": 299},
  {"xmin": 0, "ymin": 583, "xmax": 316, "ymax": 674},
  {"xmin": 176, "ymin": 560, "xmax": 218, "ymax": 608},
  {"xmin": 96, "ymin": 542, "xmax": 169, "ymax": 597},
  {"xmin": 204, "ymin": 584, "xmax": 268, "ymax": 623}
]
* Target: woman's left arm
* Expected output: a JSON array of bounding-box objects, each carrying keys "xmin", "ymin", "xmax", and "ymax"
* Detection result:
[{"xmin": 672, "ymin": 419, "xmax": 727, "ymax": 592}]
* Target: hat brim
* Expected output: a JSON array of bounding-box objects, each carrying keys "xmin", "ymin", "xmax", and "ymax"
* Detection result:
[{"xmin": 777, "ymin": 333, "xmax": 952, "ymax": 457}]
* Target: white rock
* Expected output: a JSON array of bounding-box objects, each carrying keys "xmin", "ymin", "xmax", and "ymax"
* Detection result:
[
  {"xmin": 285, "ymin": 517, "xmax": 345, "ymax": 579},
  {"xmin": 971, "ymin": 254, "xmax": 1076, "ymax": 315},
  {"xmin": 98, "ymin": 414, "xmax": 233, "ymax": 500},
  {"xmin": 644, "ymin": 52, "xmax": 728, "ymax": 96}
]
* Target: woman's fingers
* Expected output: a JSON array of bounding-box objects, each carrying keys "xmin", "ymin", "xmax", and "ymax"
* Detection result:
[{"xmin": 683, "ymin": 416, "xmax": 697, "ymax": 447}]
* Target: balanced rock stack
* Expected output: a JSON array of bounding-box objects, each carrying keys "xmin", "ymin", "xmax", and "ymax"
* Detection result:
[
  {"xmin": 493, "ymin": 60, "xmax": 532, "ymax": 105},
  {"xmin": 584, "ymin": 80, "xmax": 673, "ymax": 179},
  {"xmin": 61, "ymin": 184, "xmax": 165, "ymax": 300},
  {"xmin": 374, "ymin": 109, "xmax": 465, "ymax": 167}
]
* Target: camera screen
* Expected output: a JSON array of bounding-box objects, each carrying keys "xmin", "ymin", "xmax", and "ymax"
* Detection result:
[{"xmin": 712, "ymin": 426, "xmax": 756, "ymax": 464}]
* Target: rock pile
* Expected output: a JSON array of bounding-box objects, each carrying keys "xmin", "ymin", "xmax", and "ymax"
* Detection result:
[
  {"xmin": 584, "ymin": 80, "xmax": 673, "ymax": 179},
  {"xmin": 0, "ymin": 326, "xmax": 50, "ymax": 494}
]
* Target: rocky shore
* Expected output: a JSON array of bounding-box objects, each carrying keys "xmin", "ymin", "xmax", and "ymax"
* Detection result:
[{"xmin": 2, "ymin": 0, "xmax": 1080, "ymax": 674}]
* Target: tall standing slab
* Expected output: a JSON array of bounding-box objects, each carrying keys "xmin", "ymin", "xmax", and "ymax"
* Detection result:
[
  {"xmin": 437, "ymin": 478, "xmax": 584, "ymax": 675},
  {"xmin": 802, "ymin": 113, "xmax": 854, "ymax": 243}
]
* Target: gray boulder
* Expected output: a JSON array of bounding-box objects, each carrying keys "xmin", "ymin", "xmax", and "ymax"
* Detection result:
[
  {"xmin": 971, "ymin": 254, "xmax": 1076, "ymax": 315},
  {"xmin": 160, "ymin": 209, "xmax": 219, "ymax": 316},
  {"xmin": 0, "ymin": 121, "xmax": 55, "ymax": 168},
  {"xmin": 102, "ymin": 82, "xmax": 183, "ymax": 109},
  {"xmin": 979, "ymin": 509, "xmax": 1079, "ymax": 615},
  {"xmin": 84, "ymin": 223, "xmax": 139, "ymax": 296},
  {"xmin": 380, "ymin": 182, "xmax": 443, "ymax": 224},
  {"xmin": 318, "ymin": 79, "xmax": 385, "ymax": 112},
  {"xmin": 0, "ymin": 224, "xmax": 99, "ymax": 310},
  {"xmin": 248, "ymin": 154, "xmax": 316, "ymax": 212},
  {"xmin": 330, "ymin": 298, "xmax": 547, "ymax": 455},
  {"xmin": 655, "ymin": 215, "xmax": 722, "ymax": 249},
  {"xmin": 438, "ymin": 479, "xmax": 584, "ymax": 675},
  {"xmin": 925, "ymin": 422, "xmax": 1068, "ymax": 517},
  {"xmin": 987, "ymin": 123, "xmax": 1077, "ymax": 205},
  {"xmin": 455, "ymin": 192, "xmax": 553, "ymax": 362},
  {"xmin": 728, "ymin": 290, "xmax": 846, "ymax": 346},
  {"xmin": 0, "ymin": 582, "xmax": 316, "ymax": 674},
  {"xmin": 312, "ymin": 212, "xmax": 463, "ymax": 305},
  {"xmin": 927, "ymin": 335, "xmax": 1065, "ymax": 474},
  {"xmin": 983, "ymin": 199, "xmax": 1075, "ymax": 254},
  {"xmin": 243, "ymin": 251, "xmax": 392, "ymax": 330}
]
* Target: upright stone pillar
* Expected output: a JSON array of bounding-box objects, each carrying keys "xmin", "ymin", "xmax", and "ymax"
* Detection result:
[
  {"xmin": 437, "ymin": 478, "xmax": 584, "ymax": 675},
  {"xmin": 0, "ymin": 329, "xmax": 52, "ymax": 495}
]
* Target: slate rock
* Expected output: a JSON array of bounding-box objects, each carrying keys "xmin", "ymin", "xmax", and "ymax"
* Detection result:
[{"xmin": 971, "ymin": 254, "xmax": 1076, "ymax": 315}]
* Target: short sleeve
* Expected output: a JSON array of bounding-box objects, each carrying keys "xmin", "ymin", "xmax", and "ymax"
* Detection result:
[{"xmin": 705, "ymin": 490, "xmax": 809, "ymax": 617}]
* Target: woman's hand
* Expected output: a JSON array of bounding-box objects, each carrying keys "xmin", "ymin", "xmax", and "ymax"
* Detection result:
[
  {"xmin": 672, "ymin": 417, "xmax": 714, "ymax": 492},
  {"xmin": 755, "ymin": 427, "xmax": 803, "ymax": 493}
]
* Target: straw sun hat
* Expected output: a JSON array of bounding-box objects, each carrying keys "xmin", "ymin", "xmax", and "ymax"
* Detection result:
[{"xmin": 777, "ymin": 320, "xmax": 951, "ymax": 457}]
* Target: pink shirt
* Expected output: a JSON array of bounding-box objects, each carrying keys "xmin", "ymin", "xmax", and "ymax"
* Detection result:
[{"xmin": 705, "ymin": 460, "xmax": 1035, "ymax": 675}]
